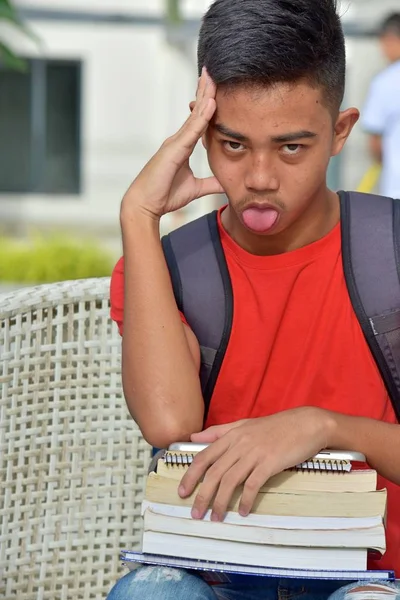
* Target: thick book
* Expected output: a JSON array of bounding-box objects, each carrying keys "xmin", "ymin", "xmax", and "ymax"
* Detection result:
[
  {"xmin": 120, "ymin": 550, "xmax": 395, "ymax": 583},
  {"xmin": 156, "ymin": 451, "xmax": 377, "ymax": 493},
  {"xmin": 142, "ymin": 531, "xmax": 369, "ymax": 570},
  {"xmin": 145, "ymin": 473, "xmax": 387, "ymax": 518},
  {"xmin": 143, "ymin": 505, "xmax": 386, "ymax": 552},
  {"xmin": 142, "ymin": 501, "xmax": 385, "ymax": 531}
]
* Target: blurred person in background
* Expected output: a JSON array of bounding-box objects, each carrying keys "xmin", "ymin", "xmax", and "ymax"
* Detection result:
[{"xmin": 362, "ymin": 13, "xmax": 400, "ymax": 198}]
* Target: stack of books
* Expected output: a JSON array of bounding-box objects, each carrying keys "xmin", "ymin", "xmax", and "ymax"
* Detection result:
[{"xmin": 121, "ymin": 447, "xmax": 393, "ymax": 582}]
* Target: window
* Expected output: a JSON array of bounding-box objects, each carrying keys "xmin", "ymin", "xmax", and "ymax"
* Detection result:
[{"xmin": 0, "ymin": 59, "xmax": 81, "ymax": 194}]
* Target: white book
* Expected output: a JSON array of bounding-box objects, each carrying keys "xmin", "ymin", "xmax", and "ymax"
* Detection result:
[
  {"xmin": 142, "ymin": 531, "xmax": 368, "ymax": 571},
  {"xmin": 143, "ymin": 508, "xmax": 386, "ymax": 552},
  {"xmin": 142, "ymin": 501, "xmax": 384, "ymax": 531}
]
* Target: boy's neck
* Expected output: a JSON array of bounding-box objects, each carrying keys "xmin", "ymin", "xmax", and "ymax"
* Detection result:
[{"xmin": 221, "ymin": 189, "xmax": 340, "ymax": 256}]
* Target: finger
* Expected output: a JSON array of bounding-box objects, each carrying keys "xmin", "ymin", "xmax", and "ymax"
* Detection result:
[
  {"xmin": 191, "ymin": 67, "xmax": 210, "ymax": 113},
  {"xmin": 164, "ymin": 96, "xmax": 216, "ymax": 163},
  {"xmin": 211, "ymin": 458, "xmax": 255, "ymax": 522},
  {"xmin": 178, "ymin": 439, "xmax": 228, "ymax": 498},
  {"xmin": 183, "ymin": 70, "xmax": 216, "ymax": 133},
  {"xmin": 196, "ymin": 66, "xmax": 208, "ymax": 101},
  {"xmin": 191, "ymin": 420, "xmax": 249, "ymax": 442},
  {"xmin": 195, "ymin": 75, "xmax": 201, "ymax": 98},
  {"xmin": 163, "ymin": 72, "xmax": 216, "ymax": 160},
  {"xmin": 158, "ymin": 69, "xmax": 216, "ymax": 166},
  {"xmin": 190, "ymin": 424, "xmax": 227, "ymax": 444},
  {"xmin": 195, "ymin": 73, "xmax": 217, "ymax": 117},
  {"xmin": 192, "ymin": 68, "xmax": 213, "ymax": 122},
  {"xmin": 191, "ymin": 450, "xmax": 240, "ymax": 519},
  {"xmin": 182, "ymin": 97, "xmax": 217, "ymax": 147},
  {"xmin": 195, "ymin": 176, "xmax": 225, "ymax": 200},
  {"xmin": 239, "ymin": 465, "xmax": 271, "ymax": 517}
]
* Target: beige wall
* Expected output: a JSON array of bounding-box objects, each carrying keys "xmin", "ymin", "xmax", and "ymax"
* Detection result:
[
  {"xmin": 15, "ymin": 0, "xmax": 162, "ymax": 15},
  {"xmin": 0, "ymin": 10, "xmax": 215, "ymax": 238}
]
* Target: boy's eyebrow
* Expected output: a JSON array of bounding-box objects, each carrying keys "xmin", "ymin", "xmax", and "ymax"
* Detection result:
[
  {"xmin": 214, "ymin": 123, "xmax": 249, "ymax": 142},
  {"xmin": 214, "ymin": 123, "xmax": 317, "ymax": 144},
  {"xmin": 271, "ymin": 131, "xmax": 318, "ymax": 143}
]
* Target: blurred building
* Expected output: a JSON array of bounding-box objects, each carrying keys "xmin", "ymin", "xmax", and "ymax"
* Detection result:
[
  {"xmin": 0, "ymin": 0, "xmax": 398, "ymax": 245},
  {"xmin": 0, "ymin": 0, "xmax": 213, "ymax": 244}
]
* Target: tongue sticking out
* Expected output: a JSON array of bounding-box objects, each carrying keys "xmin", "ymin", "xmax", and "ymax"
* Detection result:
[{"xmin": 242, "ymin": 208, "xmax": 279, "ymax": 233}]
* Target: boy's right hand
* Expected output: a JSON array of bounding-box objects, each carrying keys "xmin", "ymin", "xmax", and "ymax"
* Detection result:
[{"xmin": 121, "ymin": 67, "xmax": 224, "ymax": 222}]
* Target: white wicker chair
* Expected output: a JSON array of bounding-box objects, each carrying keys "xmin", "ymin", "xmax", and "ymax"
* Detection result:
[{"xmin": 0, "ymin": 278, "xmax": 152, "ymax": 600}]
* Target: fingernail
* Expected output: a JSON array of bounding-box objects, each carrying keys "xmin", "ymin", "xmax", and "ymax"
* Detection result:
[
  {"xmin": 191, "ymin": 508, "xmax": 201, "ymax": 519},
  {"xmin": 178, "ymin": 485, "xmax": 186, "ymax": 497},
  {"xmin": 211, "ymin": 512, "xmax": 220, "ymax": 522},
  {"xmin": 239, "ymin": 508, "xmax": 249, "ymax": 517}
]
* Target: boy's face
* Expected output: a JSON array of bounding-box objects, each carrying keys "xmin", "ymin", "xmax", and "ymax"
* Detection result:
[{"xmin": 204, "ymin": 81, "xmax": 358, "ymax": 237}]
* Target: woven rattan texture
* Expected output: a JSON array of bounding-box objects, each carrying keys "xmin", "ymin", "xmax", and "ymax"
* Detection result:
[{"xmin": 0, "ymin": 279, "xmax": 152, "ymax": 600}]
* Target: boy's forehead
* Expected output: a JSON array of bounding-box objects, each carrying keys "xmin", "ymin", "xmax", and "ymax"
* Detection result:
[{"xmin": 213, "ymin": 82, "xmax": 330, "ymax": 134}]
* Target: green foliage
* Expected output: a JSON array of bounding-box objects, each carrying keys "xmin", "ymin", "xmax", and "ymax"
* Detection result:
[
  {"xmin": 0, "ymin": 236, "xmax": 114, "ymax": 283},
  {"xmin": 166, "ymin": 0, "xmax": 182, "ymax": 25},
  {"xmin": 0, "ymin": 0, "xmax": 38, "ymax": 71},
  {"xmin": 0, "ymin": 40, "xmax": 26, "ymax": 70}
]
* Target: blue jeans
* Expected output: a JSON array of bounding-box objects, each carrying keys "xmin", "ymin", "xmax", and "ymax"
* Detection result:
[{"xmin": 107, "ymin": 567, "xmax": 400, "ymax": 600}]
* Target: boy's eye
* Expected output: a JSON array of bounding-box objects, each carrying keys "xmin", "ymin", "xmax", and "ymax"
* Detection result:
[
  {"xmin": 283, "ymin": 144, "xmax": 302, "ymax": 155},
  {"xmin": 223, "ymin": 141, "xmax": 246, "ymax": 152}
]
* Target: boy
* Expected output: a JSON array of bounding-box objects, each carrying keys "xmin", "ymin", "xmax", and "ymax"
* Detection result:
[
  {"xmin": 363, "ymin": 13, "xmax": 400, "ymax": 198},
  {"xmin": 108, "ymin": 1, "xmax": 400, "ymax": 598}
]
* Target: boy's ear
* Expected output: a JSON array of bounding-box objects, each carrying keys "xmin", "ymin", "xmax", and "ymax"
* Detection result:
[{"xmin": 331, "ymin": 107, "xmax": 360, "ymax": 157}]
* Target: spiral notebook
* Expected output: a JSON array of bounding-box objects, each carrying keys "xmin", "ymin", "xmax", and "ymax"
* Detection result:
[
  {"xmin": 120, "ymin": 550, "xmax": 395, "ymax": 584},
  {"xmin": 148, "ymin": 447, "xmax": 380, "ymax": 498},
  {"xmin": 160, "ymin": 446, "xmax": 369, "ymax": 473}
]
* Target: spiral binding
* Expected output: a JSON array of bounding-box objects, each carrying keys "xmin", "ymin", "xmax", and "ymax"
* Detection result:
[
  {"xmin": 162, "ymin": 452, "xmax": 352, "ymax": 472},
  {"xmin": 163, "ymin": 452, "xmax": 196, "ymax": 466},
  {"xmin": 292, "ymin": 459, "xmax": 352, "ymax": 473}
]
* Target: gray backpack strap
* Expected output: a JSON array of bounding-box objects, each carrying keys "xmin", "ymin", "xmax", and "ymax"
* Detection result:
[
  {"xmin": 341, "ymin": 191, "xmax": 400, "ymax": 421},
  {"xmin": 161, "ymin": 211, "xmax": 233, "ymax": 419}
]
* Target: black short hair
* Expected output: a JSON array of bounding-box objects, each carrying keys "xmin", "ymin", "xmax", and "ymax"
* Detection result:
[
  {"xmin": 381, "ymin": 13, "xmax": 400, "ymax": 37},
  {"xmin": 198, "ymin": 0, "xmax": 346, "ymax": 112}
]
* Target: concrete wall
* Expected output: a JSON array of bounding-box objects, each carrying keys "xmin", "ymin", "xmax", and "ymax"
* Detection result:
[
  {"xmin": 17, "ymin": 0, "xmax": 213, "ymax": 17},
  {"xmin": 14, "ymin": 0, "xmax": 163, "ymax": 15},
  {"xmin": 0, "ymin": 2, "xmax": 214, "ymax": 241}
]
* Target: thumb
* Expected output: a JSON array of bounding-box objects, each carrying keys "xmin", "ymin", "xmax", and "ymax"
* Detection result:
[
  {"xmin": 191, "ymin": 425, "xmax": 225, "ymax": 444},
  {"xmin": 191, "ymin": 421, "xmax": 242, "ymax": 443},
  {"xmin": 191, "ymin": 419, "xmax": 250, "ymax": 443},
  {"xmin": 195, "ymin": 176, "xmax": 225, "ymax": 200}
]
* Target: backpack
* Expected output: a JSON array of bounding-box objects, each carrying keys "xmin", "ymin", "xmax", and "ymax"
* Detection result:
[{"xmin": 161, "ymin": 191, "xmax": 400, "ymax": 422}]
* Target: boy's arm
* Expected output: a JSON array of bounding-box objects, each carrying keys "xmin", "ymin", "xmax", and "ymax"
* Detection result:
[
  {"xmin": 368, "ymin": 134, "xmax": 383, "ymax": 164},
  {"xmin": 328, "ymin": 412, "xmax": 400, "ymax": 485},
  {"xmin": 362, "ymin": 76, "xmax": 387, "ymax": 164},
  {"xmin": 118, "ymin": 69, "xmax": 224, "ymax": 448},
  {"xmin": 121, "ymin": 214, "xmax": 203, "ymax": 448}
]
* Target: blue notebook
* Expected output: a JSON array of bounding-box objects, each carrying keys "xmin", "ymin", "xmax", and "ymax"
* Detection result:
[{"xmin": 120, "ymin": 550, "xmax": 395, "ymax": 584}]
